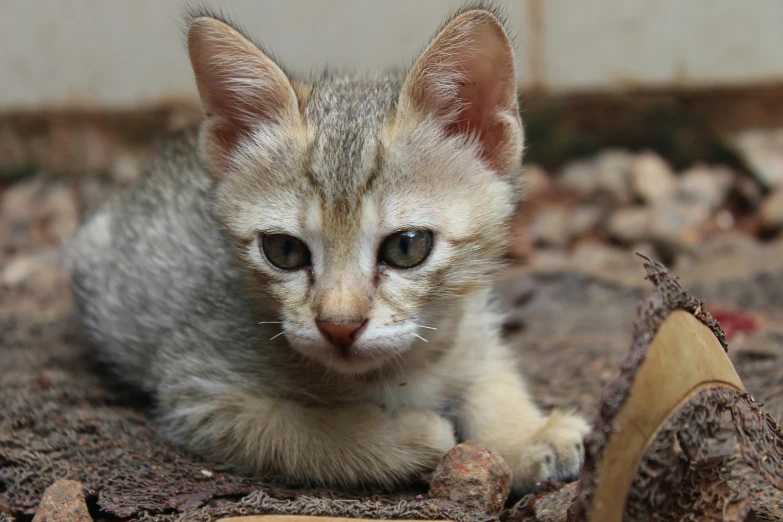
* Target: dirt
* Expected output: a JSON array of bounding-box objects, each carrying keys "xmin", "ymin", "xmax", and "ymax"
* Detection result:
[{"xmin": 1, "ymin": 134, "xmax": 783, "ymax": 520}]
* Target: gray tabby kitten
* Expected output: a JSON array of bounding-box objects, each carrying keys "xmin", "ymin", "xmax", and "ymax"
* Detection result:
[{"xmin": 69, "ymin": 4, "xmax": 589, "ymax": 493}]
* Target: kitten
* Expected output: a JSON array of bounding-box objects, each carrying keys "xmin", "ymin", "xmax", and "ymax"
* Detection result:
[{"xmin": 69, "ymin": 4, "xmax": 589, "ymax": 493}]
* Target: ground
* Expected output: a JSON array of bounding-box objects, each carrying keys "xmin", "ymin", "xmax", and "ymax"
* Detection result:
[{"xmin": 1, "ymin": 117, "xmax": 783, "ymax": 520}]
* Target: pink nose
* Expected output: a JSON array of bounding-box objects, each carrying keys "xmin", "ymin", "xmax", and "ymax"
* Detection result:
[{"xmin": 317, "ymin": 320, "xmax": 367, "ymax": 348}]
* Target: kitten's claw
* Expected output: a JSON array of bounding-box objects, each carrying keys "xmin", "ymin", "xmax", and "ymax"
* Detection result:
[{"xmin": 511, "ymin": 410, "xmax": 590, "ymax": 493}]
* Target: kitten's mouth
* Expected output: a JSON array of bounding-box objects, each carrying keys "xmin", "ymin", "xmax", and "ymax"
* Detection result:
[
  {"xmin": 294, "ymin": 339, "xmax": 403, "ymax": 375},
  {"xmin": 321, "ymin": 344, "xmax": 392, "ymax": 374}
]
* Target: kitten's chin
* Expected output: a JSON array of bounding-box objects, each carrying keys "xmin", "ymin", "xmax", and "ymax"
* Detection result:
[
  {"xmin": 292, "ymin": 342, "xmax": 407, "ymax": 375},
  {"xmin": 320, "ymin": 351, "xmax": 387, "ymax": 375}
]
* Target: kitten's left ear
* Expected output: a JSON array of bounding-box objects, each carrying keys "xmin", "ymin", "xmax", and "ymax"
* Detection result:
[
  {"xmin": 399, "ymin": 9, "xmax": 523, "ymax": 173},
  {"xmin": 188, "ymin": 16, "xmax": 300, "ymax": 175}
]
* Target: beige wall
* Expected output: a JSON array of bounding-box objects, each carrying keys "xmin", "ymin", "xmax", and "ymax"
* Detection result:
[{"xmin": 2, "ymin": 0, "xmax": 783, "ymax": 110}]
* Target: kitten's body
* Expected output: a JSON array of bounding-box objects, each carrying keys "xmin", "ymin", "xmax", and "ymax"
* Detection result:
[{"xmin": 70, "ymin": 6, "xmax": 588, "ymax": 492}]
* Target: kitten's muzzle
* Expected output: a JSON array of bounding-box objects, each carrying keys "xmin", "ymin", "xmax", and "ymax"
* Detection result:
[{"xmin": 316, "ymin": 319, "xmax": 368, "ymax": 351}]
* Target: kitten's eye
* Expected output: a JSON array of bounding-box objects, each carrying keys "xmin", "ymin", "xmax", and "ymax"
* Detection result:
[
  {"xmin": 379, "ymin": 230, "xmax": 433, "ymax": 269},
  {"xmin": 261, "ymin": 234, "xmax": 311, "ymax": 270}
]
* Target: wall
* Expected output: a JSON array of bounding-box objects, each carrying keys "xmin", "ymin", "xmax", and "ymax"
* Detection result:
[{"xmin": 2, "ymin": 0, "xmax": 783, "ymax": 110}]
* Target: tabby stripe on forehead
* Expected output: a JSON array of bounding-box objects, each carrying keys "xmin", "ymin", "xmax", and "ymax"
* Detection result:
[
  {"xmin": 302, "ymin": 139, "xmax": 325, "ymax": 195},
  {"xmin": 359, "ymin": 145, "xmax": 385, "ymax": 196}
]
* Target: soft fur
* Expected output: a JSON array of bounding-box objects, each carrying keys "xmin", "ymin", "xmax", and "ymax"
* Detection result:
[{"xmin": 69, "ymin": 3, "xmax": 588, "ymax": 493}]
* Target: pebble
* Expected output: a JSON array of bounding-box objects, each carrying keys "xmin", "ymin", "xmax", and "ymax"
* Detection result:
[
  {"xmin": 604, "ymin": 207, "xmax": 650, "ymax": 244},
  {"xmin": 557, "ymin": 160, "xmax": 599, "ymax": 198},
  {"xmin": 595, "ymin": 149, "xmax": 635, "ymax": 204},
  {"xmin": 430, "ymin": 441, "xmax": 512, "ymax": 515},
  {"xmin": 523, "ymin": 164, "xmax": 552, "ymax": 199},
  {"xmin": 715, "ymin": 210, "xmax": 735, "ymax": 231},
  {"xmin": 1, "ymin": 178, "xmax": 80, "ymax": 247},
  {"xmin": 649, "ymin": 199, "xmax": 710, "ymax": 248},
  {"xmin": 570, "ymin": 204, "xmax": 604, "ymax": 238},
  {"xmin": 760, "ymin": 189, "xmax": 783, "ymax": 230},
  {"xmin": 678, "ymin": 165, "xmax": 733, "ymax": 211},
  {"xmin": 730, "ymin": 128, "xmax": 783, "ymax": 189},
  {"xmin": 695, "ymin": 232, "xmax": 759, "ymax": 259},
  {"xmin": 631, "ymin": 151, "xmax": 676, "ymax": 204},
  {"xmin": 572, "ymin": 242, "xmax": 634, "ymax": 273},
  {"xmin": 110, "ymin": 150, "xmax": 142, "ymax": 184},
  {"xmin": 529, "ymin": 248, "xmax": 571, "ymax": 271},
  {"xmin": 733, "ymin": 176, "xmax": 764, "ymax": 207},
  {"xmin": 675, "ymin": 231, "xmax": 760, "ymax": 271},
  {"xmin": 530, "ymin": 207, "xmax": 572, "ymax": 247},
  {"xmin": 32, "ymin": 480, "xmax": 91, "ymax": 522}
]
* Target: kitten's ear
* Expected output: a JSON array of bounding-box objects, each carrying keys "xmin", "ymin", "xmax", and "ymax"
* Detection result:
[
  {"xmin": 188, "ymin": 17, "xmax": 299, "ymax": 175},
  {"xmin": 399, "ymin": 9, "xmax": 522, "ymax": 173}
]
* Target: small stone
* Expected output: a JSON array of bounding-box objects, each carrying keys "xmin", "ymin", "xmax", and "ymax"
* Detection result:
[
  {"xmin": 1, "ymin": 178, "xmax": 80, "ymax": 246},
  {"xmin": 695, "ymin": 232, "xmax": 759, "ymax": 259},
  {"xmin": 557, "ymin": 160, "xmax": 599, "ymax": 198},
  {"xmin": 530, "ymin": 207, "xmax": 572, "ymax": 247},
  {"xmin": 570, "ymin": 205, "xmax": 603, "ymax": 239},
  {"xmin": 760, "ymin": 189, "xmax": 783, "ymax": 230},
  {"xmin": 604, "ymin": 207, "xmax": 650, "ymax": 244},
  {"xmin": 430, "ymin": 441, "xmax": 512, "ymax": 514},
  {"xmin": 523, "ymin": 164, "xmax": 552, "ymax": 199},
  {"xmin": 110, "ymin": 150, "xmax": 142, "ymax": 184},
  {"xmin": 572, "ymin": 242, "xmax": 633, "ymax": 273},
  {"xmin": 631, "ymin": 151, "xmax": 676, "ymax": 204},
  {"xmin": 649, "ymin": 199, "xmax": 710, "ymax": 247},
  {"xmin": 678, "ymin": 165, "xmax": 733, "ymax": 211},
  {"xmin": 730, "ymin": 128, "xmax": 783, "ymax": 189},
  {"xmin": 715, "ymin": 210, "xmax": 735, "ymax": 231},
  {"xmin": 595, "ymin": 149, "xmax": 635, "ymax": 204},
  {"xmin": 32, "ymin": 480, "xmax": 91, "ymax": 522},
  {"xmin": 529, "ymin": 248, "xmax": 570, "ymax": 271},
  {"xmin": 732, "ymin": 176, "xmax": 764, "ymax": 207}
]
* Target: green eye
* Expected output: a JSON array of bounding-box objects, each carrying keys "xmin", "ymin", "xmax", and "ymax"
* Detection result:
[
  {"xmin": 261, "ymin": 234, "xmax": 311, "ymax": 270},
  {"xmin": 379, "ymin": 230, "xmax": 433, "ymax": 269}
]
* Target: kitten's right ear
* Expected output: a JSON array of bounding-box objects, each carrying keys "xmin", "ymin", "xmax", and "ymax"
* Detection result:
[{"xmin": 188, "ymin": 17, "xmax": 299, "ymax": 175}]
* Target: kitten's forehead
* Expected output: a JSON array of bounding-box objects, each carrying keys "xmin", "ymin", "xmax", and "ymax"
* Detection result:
[{"xmin": 304, "ymin": 75, "xmax": 402, "ymax": 200}]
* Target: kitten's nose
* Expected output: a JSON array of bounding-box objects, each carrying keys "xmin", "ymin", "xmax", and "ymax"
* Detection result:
[{"xmin": 317, "ymin": 319, "xmax": 367, "ymax": 348}]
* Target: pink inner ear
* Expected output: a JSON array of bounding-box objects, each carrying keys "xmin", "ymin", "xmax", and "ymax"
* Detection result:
[
  {"xmin": 404, "ymin": 12, "xmax": 520, "ymax": 172},
  {"xmin": 188, "ymin": 17, "xmax": 297, "ymax": 172},
  {"xmin": 446, "ymin": 56, "xmax": 516, "ymax": 170}
]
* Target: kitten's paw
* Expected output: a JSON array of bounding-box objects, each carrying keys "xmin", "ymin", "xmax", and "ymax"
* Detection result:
[
  {"xmin": 397, "ymin": 408, "xmax": 457, "ymax": 467},
  {"xmin": 511, "ymin": 410, "xmax": 590, "ymax": 493}
]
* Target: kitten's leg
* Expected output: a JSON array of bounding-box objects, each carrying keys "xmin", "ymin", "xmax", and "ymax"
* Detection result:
[
  {"xmin": 159, "ymin": 386, "xmax": 456, "ymax": 487},
  {"xmin": 457, "ymin": 343, "xmax": 590, "ymax": 493}
]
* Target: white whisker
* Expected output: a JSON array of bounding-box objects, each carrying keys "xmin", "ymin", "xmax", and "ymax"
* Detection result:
[
  {"xmin": 414, "ymin": 324, "xmax": 437, "ymax": 330},
  {"xmin": 391, "ymin": 353, "xmax": 408, "ymax": 380},
  {"xmin": 269, "ymin": 332, "xmax": 285, "ymax": 340},
  {"xmin": 258, "ymin": 321, "xmax": 284, "ymax": 324},
  {"xmin": 412, "ymin": 333, "xmax": 429, "ymax": 343}
]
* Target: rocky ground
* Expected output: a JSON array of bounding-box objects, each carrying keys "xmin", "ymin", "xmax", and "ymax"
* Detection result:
[
  {"xmin": 511, "ymin": 132, "xmax": 783, "ymax": 275},
  {"xmin": 1, "ymin": 123, "xmax": 783, "ymax": 521}
]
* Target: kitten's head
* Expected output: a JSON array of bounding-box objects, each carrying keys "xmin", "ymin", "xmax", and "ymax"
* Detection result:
[{"xmin": 187, "ymin": 5, "xmax": 524, "ymax": 374}]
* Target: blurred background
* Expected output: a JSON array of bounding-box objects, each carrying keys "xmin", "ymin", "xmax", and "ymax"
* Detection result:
[
  {"xmin": 2, "ymin": 0, "xmax": 783, "ymax": 291},
  {"xmin": 5, "ymin": 3, "xmax": 783, "ymax": 520}
]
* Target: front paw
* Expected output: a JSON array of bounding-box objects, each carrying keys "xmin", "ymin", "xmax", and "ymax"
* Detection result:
[
  {"xmin": 511, "ymin": 410, "xmax": 590, "ymax": 493},
  {"xmin": 397, "ymin": 408, "xmax": 457, "ymax": 468}
]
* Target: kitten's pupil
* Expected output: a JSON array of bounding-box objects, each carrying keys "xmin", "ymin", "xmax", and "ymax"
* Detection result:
[
  {"xmin": 283, "ymin": 238, "xmax": 294, "ymax": 257},
  {"xmin": 400, "ymin": 235, "xmax": 411, "ymax": 256},
  {"xmin": 379, "ymin": 230, "xmax": 433, "ymax": 269}
]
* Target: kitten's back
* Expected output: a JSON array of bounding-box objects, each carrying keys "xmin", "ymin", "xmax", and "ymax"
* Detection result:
[{"xmin": 68, "ymin": 128, "xmax": 252, "ymax": 391}]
